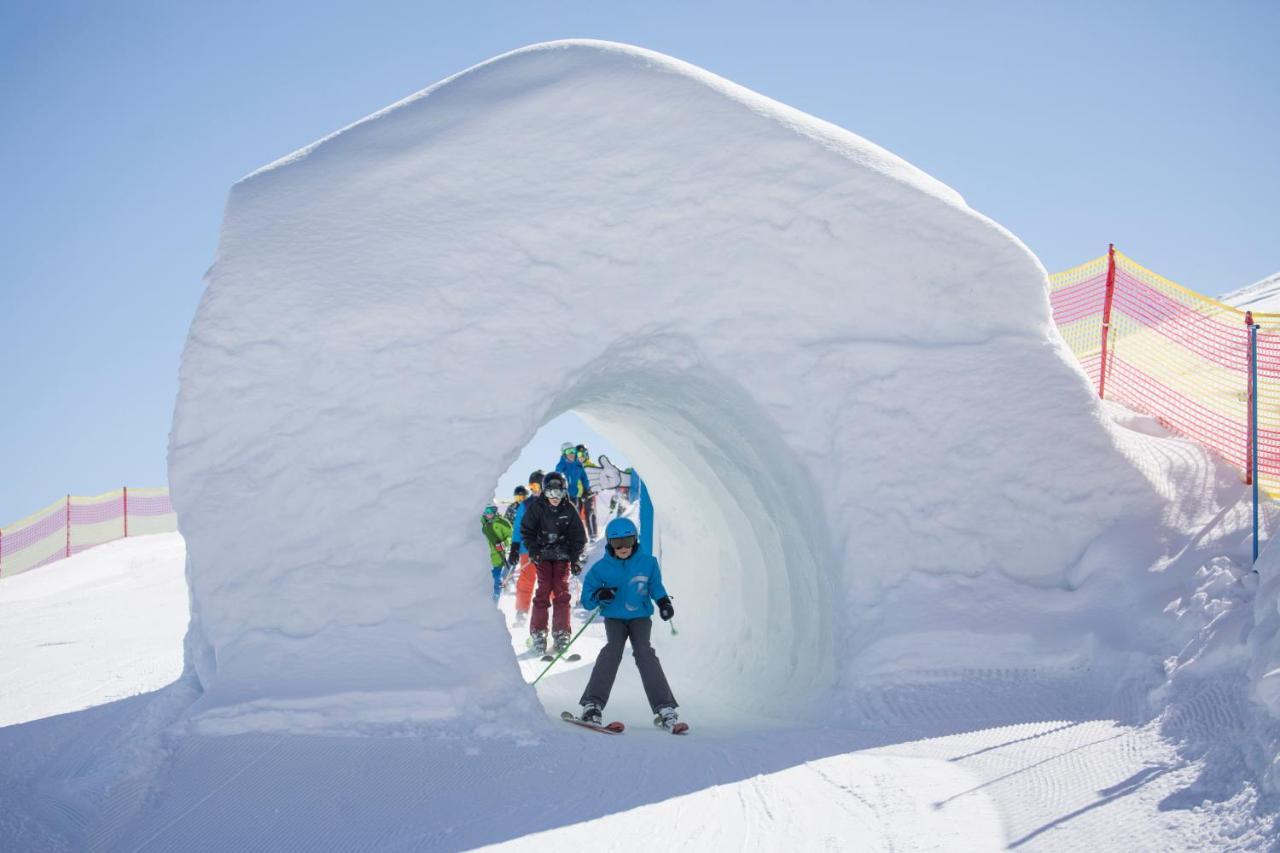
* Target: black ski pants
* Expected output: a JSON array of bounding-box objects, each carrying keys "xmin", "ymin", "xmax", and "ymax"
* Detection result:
[{"xmin": 580, "ymin": 617, "xmax": 676, "ymax": 713}]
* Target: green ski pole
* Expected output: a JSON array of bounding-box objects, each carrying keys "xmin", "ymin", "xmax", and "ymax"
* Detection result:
[{"xmin": 531, "ymin": 606, "xmax": 602, "ymax": 686}]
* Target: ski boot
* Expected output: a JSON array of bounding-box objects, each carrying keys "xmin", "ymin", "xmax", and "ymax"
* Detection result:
[
  {"xmin": 528, "ymin": 630, "xmax": 547, "ymax": 655},
  {"xmin": 580, "ymin": 702, "xmax": 603, "ymax": 725},
  {"xmin": 654, "ymin": 705, "xmax": 688, "ymax": 734},
  {"xmin": 552, "ymin": 631, "xmax": 571, "ymax": 655}
]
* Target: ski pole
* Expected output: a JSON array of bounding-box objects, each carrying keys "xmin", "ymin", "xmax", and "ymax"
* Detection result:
[
  {"xmin": 668, "ymin": 619, "xmax": 678, "ymax": 637},
  {"xmin": 531, "ymin": 607, "xmax": 602, "ymax": 686}
]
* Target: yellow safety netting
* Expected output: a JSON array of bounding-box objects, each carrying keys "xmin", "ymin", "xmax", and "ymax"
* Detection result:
[{"xmin": 1050, "ymin": 249, "xmax": 1280, "ymax": 499}]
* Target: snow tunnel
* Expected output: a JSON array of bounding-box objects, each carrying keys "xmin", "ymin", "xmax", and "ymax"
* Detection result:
[{"xmin": 169, "ymin": 40, "xmax": 1158, "ymax": 735}]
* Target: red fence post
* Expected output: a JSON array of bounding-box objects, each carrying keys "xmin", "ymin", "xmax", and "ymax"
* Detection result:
[
  {"xmin": 1246, "ymin": 312, "xmax": 1256, "ymax": 485},
  {"xmin": 123, "ymin": 486, "xmax": 129, "ymax": 538},
  {"xmin": 1097, "ymin": 243, "xmax": 1118, "ymax": 399},
  {"xmin": 65, "ymin": 494, "xmax": 71, "ymax": 558}
]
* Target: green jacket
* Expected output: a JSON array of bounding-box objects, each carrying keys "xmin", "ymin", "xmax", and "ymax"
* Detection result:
[{"xmin": 481, "ymin": 515, "xmax": 513, "ymax": 567}]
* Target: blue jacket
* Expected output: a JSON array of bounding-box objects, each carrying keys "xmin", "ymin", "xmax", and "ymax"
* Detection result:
[
  {"xmin": 511, "ymin": 500, "xmax": 528, "ymax": 549},
  {"xmin": 581, "ymin": 547, "xmax": 669, "ymax": 620},
  {"xmin": 555, "ymin": 458, "xmax": 591, "ymax": 501}
]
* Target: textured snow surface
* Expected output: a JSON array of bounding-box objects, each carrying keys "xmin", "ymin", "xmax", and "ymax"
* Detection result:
[
  {"xmin": 2, "ymin": 534, "xmax": 1277, "ymax": 850},
  {"xmin": 171, "ymin": 38, "xmax": 1162, "ymax": 733}
]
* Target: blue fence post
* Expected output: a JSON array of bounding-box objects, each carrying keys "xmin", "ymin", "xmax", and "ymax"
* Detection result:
[{"xmin": 1251, "ymin": 318, "xmax": 1260, "ymax": 563}]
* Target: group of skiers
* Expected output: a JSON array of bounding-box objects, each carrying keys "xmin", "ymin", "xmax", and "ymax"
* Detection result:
[{"xmin": 478, "ymin": 442, "xmax": 683, "ymax": 731}]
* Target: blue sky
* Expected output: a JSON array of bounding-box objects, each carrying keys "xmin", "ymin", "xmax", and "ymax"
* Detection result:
[{"xmin": 1, "ymin": 0, "xmax": 1277, "ymax": 524}]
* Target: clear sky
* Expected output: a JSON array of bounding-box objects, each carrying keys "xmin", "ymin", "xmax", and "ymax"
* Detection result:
[{"xmin": 1, "ymin": 0, "xmax": 1277, "ymax": 524}]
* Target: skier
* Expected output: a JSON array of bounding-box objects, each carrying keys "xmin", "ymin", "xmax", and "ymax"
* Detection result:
[
  {"xmin": 578, "ymin": 516, "xmax": 681, "ymax": 731},
  {"xmin": 509, "ymin": 472, "xmax": 543, "ymax": 625},
  {"xmin": 555, "ymin": 442, "xmax": 592, "ymax": 511},
  {"xmin": 576, "ymin": 444, "xmax": 599, "ymax": 539},
  {"xmin": 504, "ymin": 485, "xmax": 528, "ymax": 525},
  {"xmin": 520, "ymin": 470, "xmax": 587, "ymax": 655},
  {"xmin": 479, "ymin": 504, "xmax": 513, "ymax": 602}
]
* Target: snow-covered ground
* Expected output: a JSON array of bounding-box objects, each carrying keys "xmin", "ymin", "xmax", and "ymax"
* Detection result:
[{"xmin": 2, "ymin": 474, "xmax": 1278, "ymax": 850}]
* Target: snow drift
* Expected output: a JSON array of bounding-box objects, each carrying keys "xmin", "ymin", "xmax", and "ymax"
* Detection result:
[{"xmin": 170, "ymin": 39, "xmax": 1164, "ymax": 733}]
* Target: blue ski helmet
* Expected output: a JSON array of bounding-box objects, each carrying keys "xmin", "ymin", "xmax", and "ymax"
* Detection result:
[{"xmin": 605, "ymin": 517, "xmax": 638, "ymax": 542}]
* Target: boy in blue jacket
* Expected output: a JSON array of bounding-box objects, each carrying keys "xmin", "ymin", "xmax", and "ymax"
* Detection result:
[{"xmin": 578, "ymin": 517, "xmax": 680, "ymax": 729}]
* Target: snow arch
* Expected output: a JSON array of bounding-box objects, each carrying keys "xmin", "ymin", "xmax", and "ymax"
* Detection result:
[
  {"xmin": 542, "ymin": 346, "xmax": 835, "ymax": 717},
  {"xmin": 170, "ymin": 40, "xmax": 1157, "ymax": 732}
]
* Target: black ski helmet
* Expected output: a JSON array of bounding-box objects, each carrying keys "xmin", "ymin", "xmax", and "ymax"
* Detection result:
[
  {"xmin": 513, "ymin": 485, "xmax": 529, "ymax": 497},
  {"xmin": 543, "ymin": 472, "xmax": 567, "ymax": 492},
  {"xmin": 528, "ymin": 470, "xmax": 544, "ymax": 487}
]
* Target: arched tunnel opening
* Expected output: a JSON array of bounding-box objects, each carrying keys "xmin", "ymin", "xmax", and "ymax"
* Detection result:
[{"xmin": 483, "ymin": 359, "xmax": 836, "ymax": 729}]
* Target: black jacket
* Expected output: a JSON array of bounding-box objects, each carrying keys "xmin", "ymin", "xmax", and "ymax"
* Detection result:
[{"xmin": 520, "ymin": 495, "xmax": 587, "ymax": 563}]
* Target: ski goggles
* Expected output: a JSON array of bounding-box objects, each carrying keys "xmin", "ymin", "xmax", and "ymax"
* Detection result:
[
  {"xmin": 544, "ymin": 487, "xmax": 567, "ymax": 499},
  {"xmin": 608, "ymin": 535, "xmax": 637, "ymax": 550}
]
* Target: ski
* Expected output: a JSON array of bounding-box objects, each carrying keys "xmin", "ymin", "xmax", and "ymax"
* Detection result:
[
  {"xmin": 561, "ymin": 711, "xmax": 624, "ymax": 734},
  {"xmin": 540, "ymin": 652, "xmax": 581, "ymax": 663}
]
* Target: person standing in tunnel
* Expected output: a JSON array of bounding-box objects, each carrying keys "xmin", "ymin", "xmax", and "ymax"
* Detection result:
[
  {"xmin": 479, "ymin": 504, "xmax": 512, "ymax": 603},
  {"xmin": 578, "ymin": 516, "xmax": 682, "ymax": 731},
  {"xmin": 555, "ymin": 442, "xmax": 592, "ymax": 513},
  {"xmin": 520, "ymin": 471, "xmax": 587, "ymax": 655},
  {"xmin": 575, "ymin": 444, "xmax": 599, "ymax": 540},
  {"xmin": 509, "ymin": 472, "xmax": 543, "ymax": 626}
]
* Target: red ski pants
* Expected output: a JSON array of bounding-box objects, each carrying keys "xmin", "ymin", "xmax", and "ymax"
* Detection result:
[
  {"xmin": 514, "ymin": 554, "xmax": 537, "ymax": 613},
  {"xmin": 531, "ymin": 559, "xmax": 571, "ymax": 635}
]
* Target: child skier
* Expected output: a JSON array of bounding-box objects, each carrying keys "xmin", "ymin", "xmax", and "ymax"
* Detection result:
[
  {"xmin": 520, "ymin": 471, "xmax": 587, "ymax": 654},
  {"xmin": 578, "ymin": 517, "xmax": 681, "ymax": 731},
  {"xmin": 480, "ymin": 504, "xmax": 512, "ymax": 602}
]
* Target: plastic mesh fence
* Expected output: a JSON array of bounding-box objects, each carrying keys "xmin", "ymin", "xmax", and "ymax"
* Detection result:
[
  {"xmin": 1050, "ymin": 249, "xmax": 1280, "ymax": 498},
  {"xmin": 0, "ymin": 488, "xmax": 176, "ymax": 577}
]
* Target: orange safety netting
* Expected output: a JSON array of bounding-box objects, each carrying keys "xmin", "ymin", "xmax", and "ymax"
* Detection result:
[
  {"xmin": 1050, "ymin": 248, "xmax": 1280, "ymax": 498},
  {"xmin": 0, "ymin": 488, "xmax": 176, "ymax": 577}
]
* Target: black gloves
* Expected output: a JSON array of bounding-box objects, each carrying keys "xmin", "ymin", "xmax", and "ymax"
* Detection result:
[
  {"xmin": 596, "ymin": 587, "xmax": 617, "ymax": 603},
  {"xmin": 570, "ymin": 559, "xmax": 583, "ymax": 576},
  {"xmin": 657, "ymin": 596, "xmax": 674, "ymax": 621},
  {"xmin": 507, "ymin": 543, "xmax": 520, "ymax": 566},
  {"xmin": 529, "ymin": 552, "xmax": 542, "ymax": 564}
]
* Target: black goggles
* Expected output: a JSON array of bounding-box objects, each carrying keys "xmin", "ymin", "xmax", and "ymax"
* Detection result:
[
  {"xmin": 608, "ymin": 535, "xmax": 637, "ymax": 550},
  {"xmin": 544, "ymin": 487, "xmax": 567, "ymax": 498}
]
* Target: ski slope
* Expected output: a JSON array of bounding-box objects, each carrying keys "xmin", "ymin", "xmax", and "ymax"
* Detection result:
[{"xmin": 2, "ymin": 525, "xmax": 1273, "ymax": 850}]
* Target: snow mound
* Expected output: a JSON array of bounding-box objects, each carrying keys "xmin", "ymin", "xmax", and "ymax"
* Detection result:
[
  {"xmin": 1222, "ymin": 270, "xmax": 1280, "ymax": 313},
  {"xmin": 170, "ymin": 39, "xmax": 1163, "ymax": 732}
]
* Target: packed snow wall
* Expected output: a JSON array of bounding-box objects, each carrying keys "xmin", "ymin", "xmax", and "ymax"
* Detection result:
[{"xmin": 170, "ymin": 40, "xmax": 1162, "ymax": 732}]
